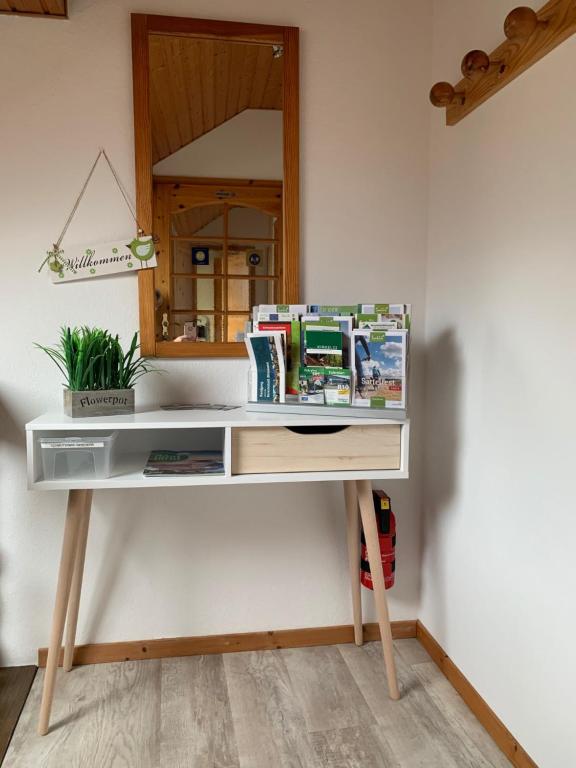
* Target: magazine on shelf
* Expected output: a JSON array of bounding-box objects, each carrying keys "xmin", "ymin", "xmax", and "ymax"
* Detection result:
[
  {"xmin": 144, "ymin": 450, "xmax": 224, "ymax": 476},
  {"xmin": 161, "ymin": 404, "xmax": 239, "ymax": 411},
  {"xmin": 352, "ymin": 329, "xmax": 407, "ymax": 409},
  {"xmin": 246, "ymin": 331, "xmax": 286, "ymax": 403}
]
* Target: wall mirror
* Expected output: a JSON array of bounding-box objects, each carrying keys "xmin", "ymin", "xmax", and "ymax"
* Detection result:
[{"xmin": 131, "ymin": 14, "xmax": 299, "ymax": 357}]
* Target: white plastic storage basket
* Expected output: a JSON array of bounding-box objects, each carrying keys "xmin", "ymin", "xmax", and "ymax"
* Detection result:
[{"xmin": 39, "ymin": 432, "xmax": 118, "ymax": 480}]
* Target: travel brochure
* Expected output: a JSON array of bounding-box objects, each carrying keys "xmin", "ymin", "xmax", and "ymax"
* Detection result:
[
  {"xmin": 246, "ymin": 331, "xmax": 286, "ymax": 403},
  {"xmin": 352, "ymin": 329, "xmax": 407, "ymax": 409},
  {"xmin": 245, "ymin": 304, "xmax": 410, "ymax": 410}
]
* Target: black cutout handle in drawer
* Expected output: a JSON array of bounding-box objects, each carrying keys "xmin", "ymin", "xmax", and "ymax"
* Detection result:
[{"xmin": 285, "ymin": 425, "xmax": 350, "ymax": 435}]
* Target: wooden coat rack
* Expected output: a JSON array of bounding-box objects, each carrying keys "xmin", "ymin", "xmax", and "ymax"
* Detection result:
[{"xmin": 430, "ymin": 0, "xmax": 576, "ymax": 125}]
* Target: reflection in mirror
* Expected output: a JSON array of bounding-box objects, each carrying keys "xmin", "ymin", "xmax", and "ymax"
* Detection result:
[{"xmin": 149, "ymin": 34, "xmax": 284, "ymax": 345}]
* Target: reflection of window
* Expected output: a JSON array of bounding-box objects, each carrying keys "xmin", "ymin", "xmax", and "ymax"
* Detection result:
[{"xmin": 154, "ymin": 181, "xmax": 282, "ymax": 343}]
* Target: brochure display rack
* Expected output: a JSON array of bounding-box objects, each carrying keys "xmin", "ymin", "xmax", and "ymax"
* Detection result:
[{"xmin": 246, "ymin": 303, "xmax": 410, "ymax": 418}]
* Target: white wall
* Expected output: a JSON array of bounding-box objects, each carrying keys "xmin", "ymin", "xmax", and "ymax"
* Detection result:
[
  {"xmin": 424, "ymin": 2, "xmax": 576, "ymax": 766},
  {"xmin": 0, "ymin": 0, "xmax": 431, "ymax": 665},
  {"xmin": 153, "ymin": 109, "xmax": 283, "ymax": 179}
]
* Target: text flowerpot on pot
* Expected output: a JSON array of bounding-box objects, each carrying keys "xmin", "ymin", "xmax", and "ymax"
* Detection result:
[
  {"xmin": 36, "ymin": 327, "xmax": 159, "ymax": 419},
  {"xmin": 63, "ymin": 389, "xmax": 135, "ymax": 418}
]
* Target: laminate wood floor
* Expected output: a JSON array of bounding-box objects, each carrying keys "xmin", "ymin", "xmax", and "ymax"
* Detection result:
[
  {"xmin": 3, "ymin": 640, "xmax": 512, "ymax": 768},
  {"xmin": 0, "ymin": 667, "xmax": 36, "ymax": 764}
]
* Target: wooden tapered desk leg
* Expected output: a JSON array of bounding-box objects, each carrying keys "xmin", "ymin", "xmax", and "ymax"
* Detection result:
[
  {"xmin": 356, "ymin": 480, "xmax": 400, "ymax": 700},
  {"xmin": 63, "ymin": 490, "xmax": 92, "ymax": 673},
  {"xmin": 343, "ymin": 481, "xmax": 363, "ymax": 646},
  {"xmin": 38, "ymin": 490, "xmax": 84, "ymax": 736}
]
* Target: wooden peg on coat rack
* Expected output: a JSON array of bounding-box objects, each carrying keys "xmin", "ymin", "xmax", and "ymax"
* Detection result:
[
  {"xmin": 504, "ymin": 6, "xmax": 548, "ymax": 40},
  {"xmin": 429, "ymin": 81, "xmax": 465, "ymax": 107},
  {"xmin": 430, "ymin": 0, "xmax": 576, "ymax": 125},
  {"xmin": 460, "ymin": 49, "xmax": 506, "ymax": 78}
]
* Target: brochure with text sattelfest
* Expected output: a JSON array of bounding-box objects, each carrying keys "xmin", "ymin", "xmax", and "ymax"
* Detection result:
[
  {"xmin": 353, "ymin": 329, "xmax": 408, "ymax": 409},
  {"xmin": 246, "ymin": 331, "xmax": 286, "ymax": 403}
]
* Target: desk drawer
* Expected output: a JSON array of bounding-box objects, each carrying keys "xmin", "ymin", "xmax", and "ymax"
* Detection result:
[{"xmin": 231, "ymin": 424, "xmax": 401, "ymax": 474}]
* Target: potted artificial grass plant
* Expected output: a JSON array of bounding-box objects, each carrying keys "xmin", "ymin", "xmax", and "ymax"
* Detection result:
[{"xmin": 37, "ymin": 327, "xmax": 158, "ymax": 417}]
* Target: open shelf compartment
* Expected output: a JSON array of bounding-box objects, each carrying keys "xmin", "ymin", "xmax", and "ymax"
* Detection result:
[{"xmin": 30, "ymin": 427, "xmax": 227, "ymax": 486}]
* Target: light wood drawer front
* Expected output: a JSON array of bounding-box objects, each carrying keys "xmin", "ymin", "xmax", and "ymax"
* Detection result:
[{"xmin": 231, "ymin": 425, "xmax": 401, "ymax": 474}]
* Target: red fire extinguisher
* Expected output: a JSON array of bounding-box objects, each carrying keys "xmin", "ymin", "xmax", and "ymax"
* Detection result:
[{"xmin": 360, "ymin": 490, "xmax": 396, "ymax": 590}]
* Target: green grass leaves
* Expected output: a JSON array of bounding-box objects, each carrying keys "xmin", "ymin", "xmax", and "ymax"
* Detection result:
[{"xmin": 36, "ymin": 327, "xmax": 159, "ymax": 391}]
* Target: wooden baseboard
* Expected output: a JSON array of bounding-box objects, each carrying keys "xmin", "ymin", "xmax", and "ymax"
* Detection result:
[
  {"xmin": 416, "ymin": 621, "xmax": 538, "ymax": 768},
  {"xmin": 38, "ymin": 620, "xmax": 417, "ymax": 668}
]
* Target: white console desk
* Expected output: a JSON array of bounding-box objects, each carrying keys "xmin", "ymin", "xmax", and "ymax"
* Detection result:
[{"xmin": 26, "ymin": 407, "xmax": 410, "ymax": 735}]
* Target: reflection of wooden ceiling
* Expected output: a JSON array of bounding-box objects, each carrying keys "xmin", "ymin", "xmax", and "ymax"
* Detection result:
[
  {"xmin": 0, "ymin": 0, "xmax": 67, "ymax": 16},
  {"xmin": 171, "ymin": 204, "xmax": 226, "ymax": 237},
  {"xmin": 149, "ymin": 35, "xmax": 283, "ymax": 164}
]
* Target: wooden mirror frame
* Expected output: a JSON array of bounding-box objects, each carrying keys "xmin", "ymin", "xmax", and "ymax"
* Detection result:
[{"xmin": 131, "ymin": 14, "xmax": 300, "ymax": 358}]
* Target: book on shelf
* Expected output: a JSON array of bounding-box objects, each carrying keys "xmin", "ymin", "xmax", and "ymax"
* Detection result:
[
  {"xmin": 352, "ymin": 329, "xmax": 407, "ymax": 409},
  {"xmin": 246, "ymin": 331, "xmax": 286, "ymax": 403},
  {"xmin": 144, "ymin": 450, "xmax": 224, "ymax": 476}
]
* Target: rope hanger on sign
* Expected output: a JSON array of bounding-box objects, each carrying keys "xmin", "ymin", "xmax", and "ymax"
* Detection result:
[{"xmin": 38, "ymin": 148, "xmax": 152, "ymax": 278}]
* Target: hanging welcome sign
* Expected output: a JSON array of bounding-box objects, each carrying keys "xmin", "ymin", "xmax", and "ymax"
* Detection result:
[
  {"xmin": 38, "ymin": 149, "xmax": 157, "ymax": 282},
  {"xmin": 48, "ymin": 235, "xmax": 157, "ymax": 283}
]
